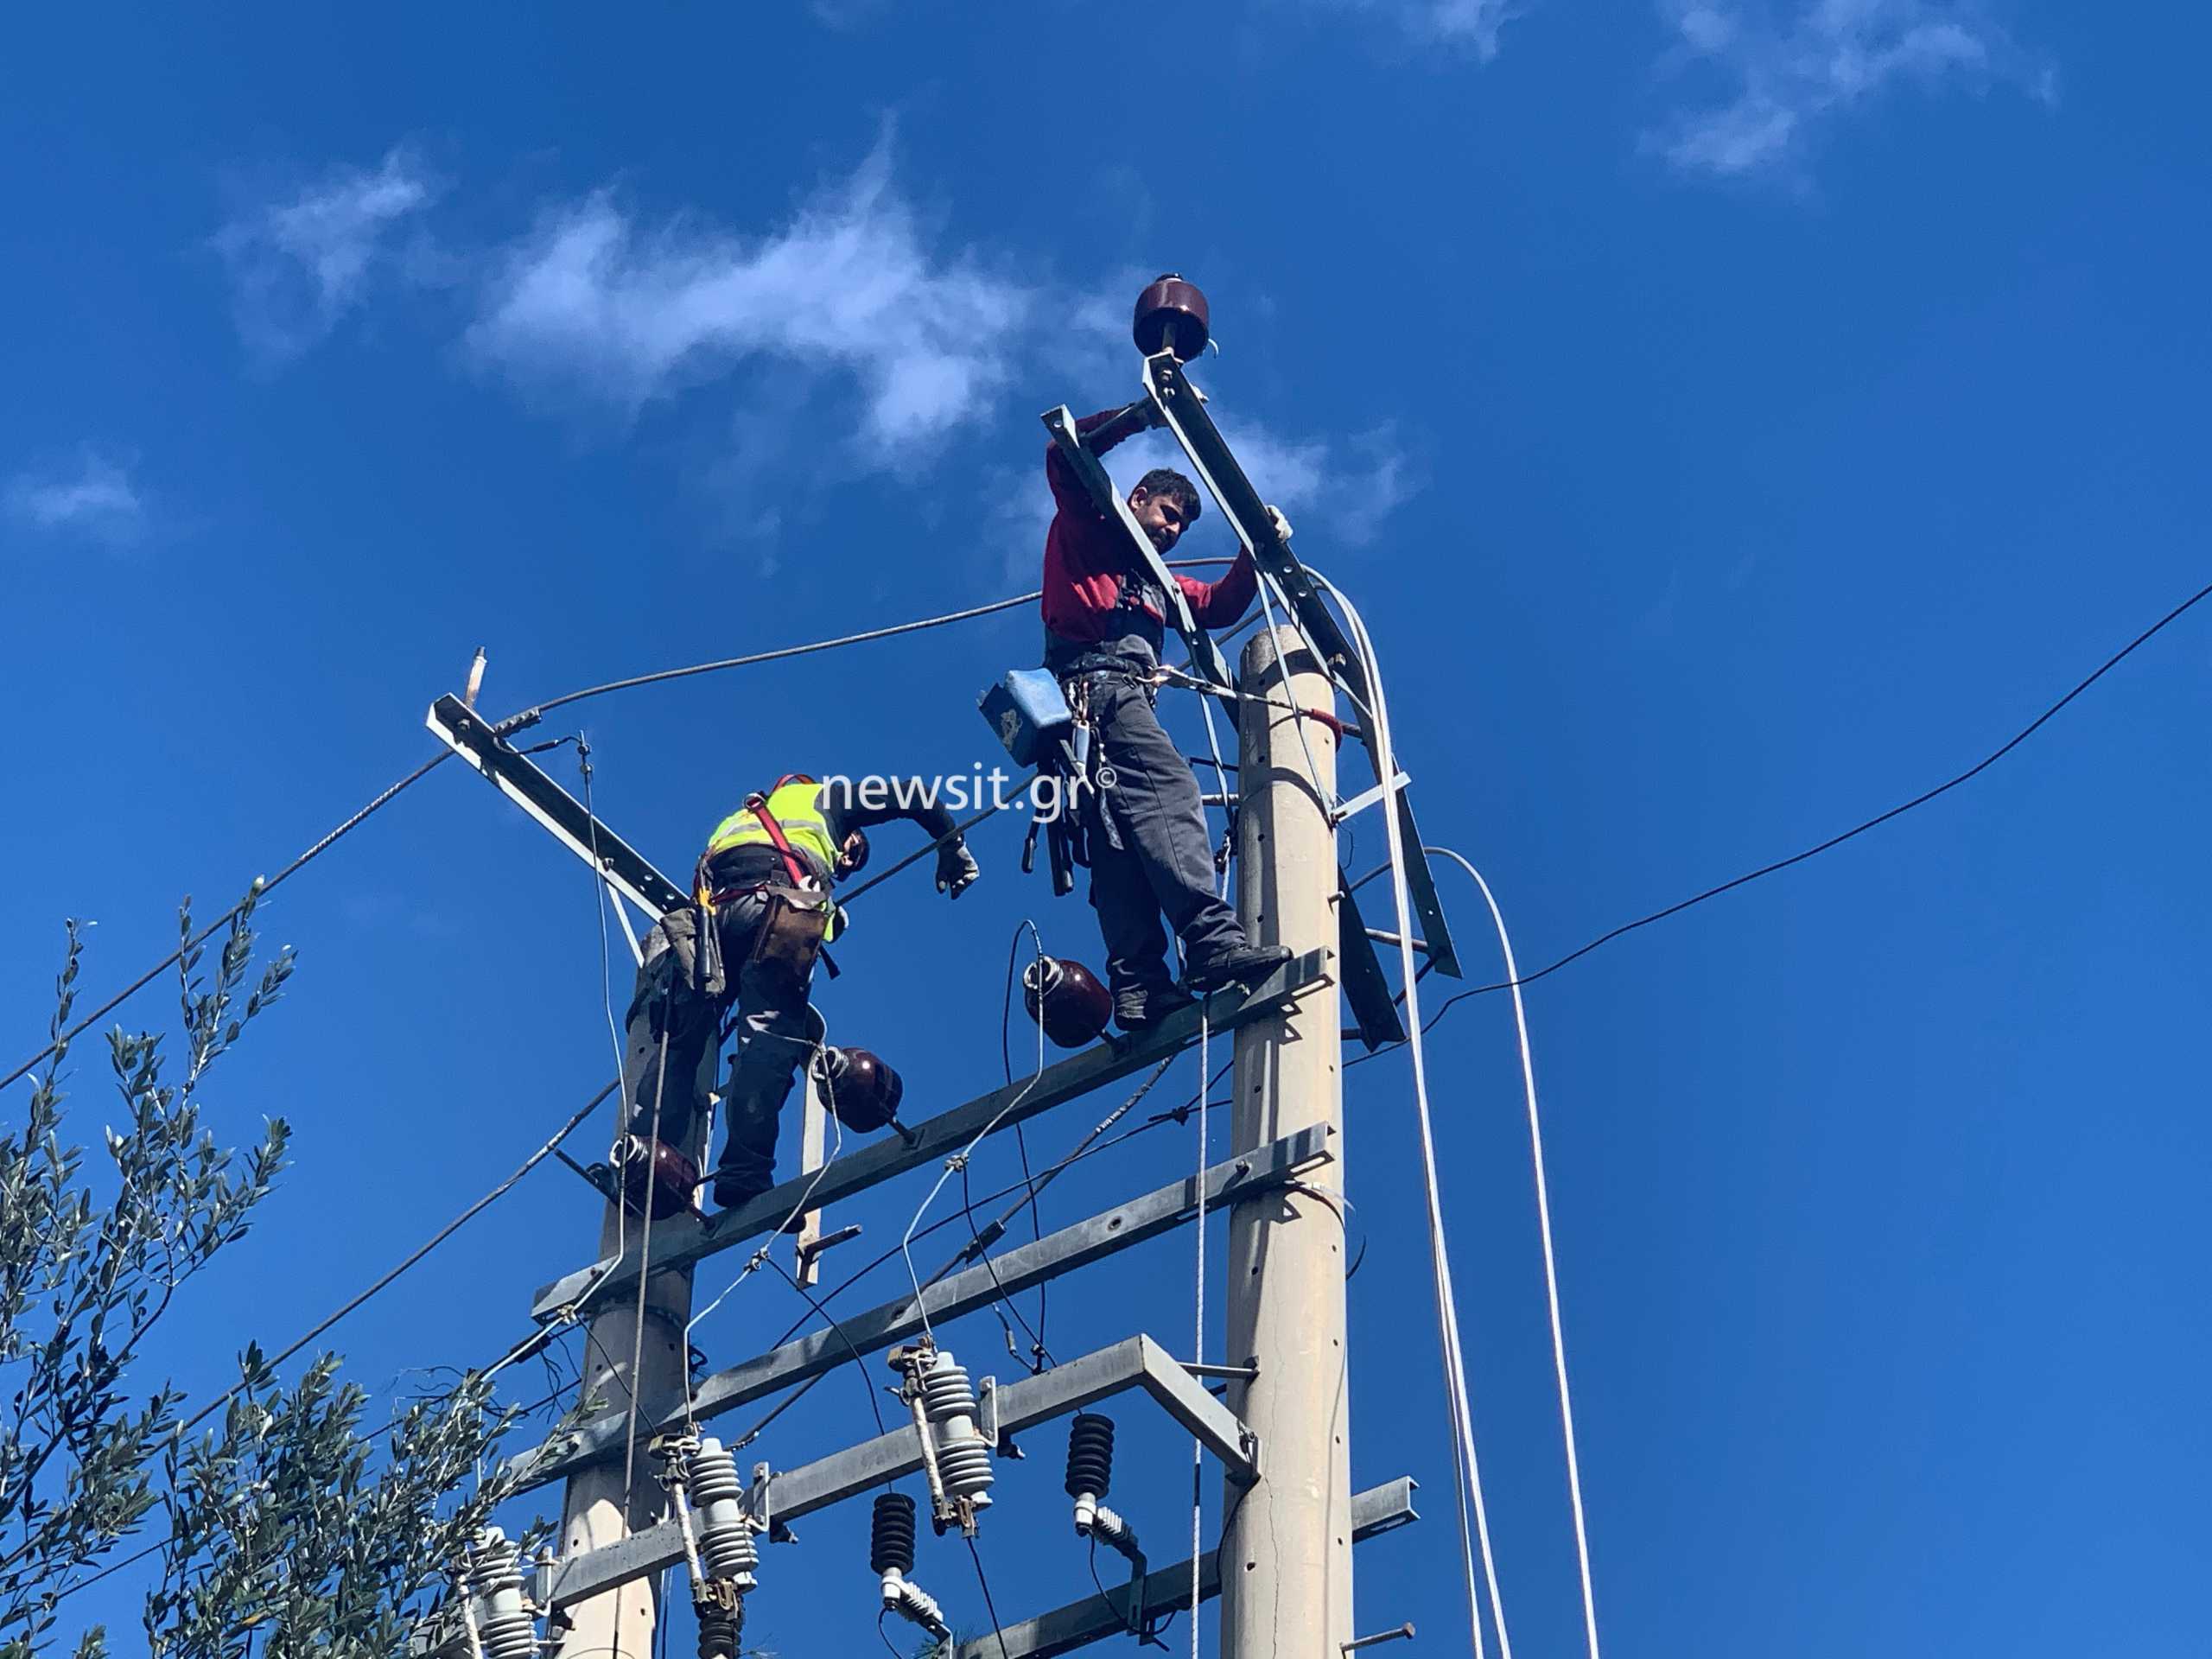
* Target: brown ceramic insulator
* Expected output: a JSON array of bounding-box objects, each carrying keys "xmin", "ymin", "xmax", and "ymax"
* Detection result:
[
  {"xmin": 618, "ymin": 1136, "xmax": 701, "ymax": 1221},
  {"xmin": 1023, "ymin": 957, "xmax": 1113, "ymax": 1049},
  {"xmin": 827, "ymin": 1046, "xmax": 905, "ymax": 1133},
  {"xmin": 1133, "ymin": 273, "xmax": 1211, "ymax": 361}
]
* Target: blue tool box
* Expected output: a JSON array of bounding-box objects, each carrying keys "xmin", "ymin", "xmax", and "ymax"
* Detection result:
[{"xmin": 978, "ymin": 668, "xmax": 1073, "ymax": 769}]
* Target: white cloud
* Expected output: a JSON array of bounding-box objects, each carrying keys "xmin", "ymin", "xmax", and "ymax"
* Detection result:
[
  {"xmin": 217, "ymin": 148, "xmax": 435, "ymax": 359},
  {"xmin": 467, "ymin": 143, "xmax": 1040, "ymax": 458},
  {"xmin": 1656, "ymin": 0, "xmax": 2050, "ymax": 176},
  {"xmin": 1036, "ymin": 278, "xmax": 1416, "ymax": 543},
  {"xmin": 1423, "ymin": 0, "xmax": 1519, "ymax": 57},
  {"xmin": 7, "ymin": 452, "xmax": 144, "ymax": 543},
  {"xmin": 1302, "ymin": 0, "xmax": 1522, "ymax": 59},
  {"xmin": 988, "ymin": 416, "xmax": 1417, "ymax": 585}
]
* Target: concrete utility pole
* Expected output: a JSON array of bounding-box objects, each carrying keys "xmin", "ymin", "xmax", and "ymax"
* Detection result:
[
  {"xmin": 551, "ymin": 1002, "xmax": 715, "ymax": 1659},
  {"xmin": 1220, "ymin": 626, "xmax": 1353, "ymax": 1658}
]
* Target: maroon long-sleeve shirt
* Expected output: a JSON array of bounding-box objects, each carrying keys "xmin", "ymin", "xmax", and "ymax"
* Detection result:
[{"xmin": 1040, "ymin": 408, "xmax": 1256, "ymax": 671}]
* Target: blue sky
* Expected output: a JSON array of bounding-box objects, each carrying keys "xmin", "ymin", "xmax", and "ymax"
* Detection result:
[{"xmin": 5, "ymin": 2, "xmax": 2209, "ymax": 1654}]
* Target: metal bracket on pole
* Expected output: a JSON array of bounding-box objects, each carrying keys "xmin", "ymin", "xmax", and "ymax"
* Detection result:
[
  {"xmin": 1139, "ymin": 354, "xmax": 1461, "ymax": 977},
  {"xmin": 534, "ymin": 1337, "xmax": 1306, "ymax": 1611},
  {"xmin": 1336, "ymin": 869, "xmax": 1408, "ymax": 1052},
  {"xmin": 943, "ymin": 1478, "xmax": 1421, "ymax": 1659},
  {"xmin": 1332, "ymin": 771, "xmax": 1410, "ymax": 826},
  {"xmin": 505, "ymin": 1124, "xmax": 1332, "ymax": 1491},
  {"xmin": 791, "ymin": 1067, "xmax": 831, "ymax": 1288},
  {"xmin": 529, "ymin": 950, "xmax": 1333, "ymax": 1325},
  {"xmin": 1343, "ymin": 1625, "xmax": 1418, "ymax": 1654},
  {"xmin": 425, "ymin": 693, "xmax": 688, "ymax": 922},
  {"xmin": 1042, "ymin": 404, "xmax": 1232, "ymax": 689}
]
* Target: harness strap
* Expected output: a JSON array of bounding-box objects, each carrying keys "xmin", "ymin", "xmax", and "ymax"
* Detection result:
[{"xmin": 743, "ymin": 791, "xmax": 817, "ymax": 892}]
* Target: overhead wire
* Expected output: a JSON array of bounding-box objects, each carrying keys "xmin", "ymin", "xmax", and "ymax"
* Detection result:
[
  {"xmin": 176, "ymin": 1077, "xmax": 617, "ymax": 1437},
  {"xmin": 725, "ymin": 1054, "xmax": 1201, "ymax": 1453},
  {"xmin": 22, "ymin": 566, "xmax": 2198, "ymax": 1116},
  {"xmin": 965, "ymin": 1534, "xmax": 1014, "ymax": 1659},
  {"xmin": 0, "ymin": 751, "xmax": 452, "ymax": 1091},
  {"xmin": 1187, "ymin": 996, "xmax": 1211, "ymax": 1659},
  {"xmin": 1183, "ymin": 664, "xmax": 1243, "ymax": 1659},
  {"xmin": 1315, "ymin": 571, "xmax": 1514, "ymax": 1659},
  {"xmin": 26, "ymin": 545, "xmax": 2204, "ymax": 1650},
  {"xmin": 0, "ymin": 584, "xmax": 1075, "ymax": 1094},
  {"xmin": 759, "ymin": 1251, "xmax": 887, "ymax": 1437},
  {"xmin": 1386, "ymin": 574, "xmax": 2212, "ymax": 1021},
  {"xmin": 994, "ymin": 923, "xmax": 1058, "ymax": 1370},
  {"xmin": 521, "ymin": 593, "xmax": 1042, "ymax": 723},
  {"xmin": 543, "ymin": 734, "xmax": 639, "ymax": 1414},
  {"xmin": 1427, "ymin": 845, "xmax": 1603, "ymax": 1659},
  {"xmin": 683, "ymin": 1007, "xmax": 850, "ymax": 1373},
  {"xmin": 49, "ymin": 1297, "xmax": 609, "ymax": 1620},
  {"xmin": 893, "ymin": 954, "xmax": 1061, "ymax": 1347},
  {"xmin": 618, "ymin": 943, "xmax": 677, "ymax": 1523}
]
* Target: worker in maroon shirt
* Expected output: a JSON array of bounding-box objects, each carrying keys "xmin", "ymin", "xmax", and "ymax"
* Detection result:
[{"xmin": 1040, "ymin": 404, "xmax": 1290, "ymax": 1033}]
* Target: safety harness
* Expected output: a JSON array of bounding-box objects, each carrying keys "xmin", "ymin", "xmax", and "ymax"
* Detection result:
[{"xmin": 695, "ymin": 775, "xmax": 843, "ymax": 981}]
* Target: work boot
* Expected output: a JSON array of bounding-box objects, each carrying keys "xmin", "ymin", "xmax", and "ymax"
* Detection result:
[
  {"xmin": 1114, "ymin": 985, "xmax": 1195, "ymax": 1038},
  {"xmin": 710, "ymin": 1167, "xmax": 775, "ymax": 1213},
  {"xmin": 1184, "ymin": 942, "xmax": 1290, "ymax": 994}
]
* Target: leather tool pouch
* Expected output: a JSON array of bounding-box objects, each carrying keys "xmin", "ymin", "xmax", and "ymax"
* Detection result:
[{"xmin": 748, "ymin": 885, "xmax": 832, "ymax": 985}]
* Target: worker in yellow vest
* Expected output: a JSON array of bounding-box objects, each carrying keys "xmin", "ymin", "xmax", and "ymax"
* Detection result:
[{"xmin": 620, "ymin": 773, "xmax": 980, "ymax": 1211}]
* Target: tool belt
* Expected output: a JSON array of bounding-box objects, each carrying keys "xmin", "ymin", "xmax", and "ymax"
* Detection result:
[
  {"xmin": 695, "ymin": 784, "xmax": 845, "ymax": 982},
  {"xmin": 695, "ymin": 876, "xmax": 841, "ymax": 986},
  {"xmin": 1019, "ymin": 671, "xmax": 1120, "ymax": 894},
  {"xmin": 747, "ymin": 882, "xmax": 834, "ymax": 985}
]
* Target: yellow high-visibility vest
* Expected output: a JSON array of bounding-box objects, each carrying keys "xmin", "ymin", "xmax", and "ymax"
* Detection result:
[
  {"xmin": 703, "ymin": 779, "xmax": 845, "ymax": 943},
  {"xmin": 705, "ymin": 779, "xmax": 839, "ymax": 880}
]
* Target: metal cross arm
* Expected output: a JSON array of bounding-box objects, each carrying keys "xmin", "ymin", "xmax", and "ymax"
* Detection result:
[
  {"xmin": 1042, "ymin": 404, "xmax": 1234, "ymax": 690},
  {"xmin": 504, "ymin": 1122, "xmax": 1333, "ymax": 1492},
  {"xmin": 528, "ymin": 949, "xmax": 1332, "ymax": 1325},
  {"xmin": 425, "ymin": 692, "xmax": 688, "ymax": 921},
  {"xmin": 949, "ymin": 1478, "xmax": 1421, "ymax": 1659},
  {"xmin": 532, "ymin": 1335, "xmax": 1285, "ymax": 1611},
  {"xmin": 1138, "ymin": 355, "xmax": 1462, "ymax": 978}
]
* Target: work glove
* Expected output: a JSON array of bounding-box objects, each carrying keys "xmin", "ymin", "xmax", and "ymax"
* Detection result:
[
  {"xmin": 935, "ymin": 837, "xmax": 981, "ymax": 900},
  {"xmin": 1265, "ymin": 504, "xmax": 1293, "ymax": 544}
]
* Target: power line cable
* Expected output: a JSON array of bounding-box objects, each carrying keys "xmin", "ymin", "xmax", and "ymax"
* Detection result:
[
  {"xmin": 1415, "ymin": 574, "xmax": 2212, "ymax": 1016},
  {"xmin": 519, "ymin": 594, "xmax": 1042, "ymax": 723},
  {"xmin": 177, "ymin": 1077, "xmax": 617, "ymax": 1436},
  {"xmin": 726, "ymin": 1056, "xmax": 1202, "ymax": 1452},
  {"xmin": 759, "ymin": 1252, "xmax": 887, "ymax": 1436},
  {"xmin": 32, "ymin": 566, "xmax": 2196, "ymax": 1117},
  {"xmin": 1, "ymin": 753, "xmax": 452, "ymax": 1090},
  {"xmin": 2, "ymin": 582, "xmax": 1083, "ymax": 1093},
  {"xmin": 48, "ymin": 1315, "xmax": 599, "ymax": 1620},
  {"xmin": 994, "ymin": 923, "xmax": 1056, "ymax": 1370},
  {"xmin": 1427, "ymin": 845, "xmax": 1603, "ymax": 1659},
  {"xmin": 1319, "ymin": 573, "xmax": 1514, "ymax": 1659},
  {"xmin": 965, "ymin": 1534, "xmax": 1014, "ymax": 1659}
]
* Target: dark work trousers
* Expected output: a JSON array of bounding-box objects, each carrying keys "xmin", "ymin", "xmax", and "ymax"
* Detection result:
[
  {"xmin": 1078, "ymin": 676, "xmax": 1248, "ymax": 1015},
  {"xmin": 620, "ymin": 893, "xmax": 827, "ymax": 1194}
]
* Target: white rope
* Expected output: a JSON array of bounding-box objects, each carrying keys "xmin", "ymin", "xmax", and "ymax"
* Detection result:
[
  {"xmin": 1183, "ymin": 676, "xmax": 1241, "ymax": 1657},
  {"xmin": 1317, "ymin": 575, "xmax": 1516, "ymax": 1659},
  {"xmin": 1427, "ymin": 846, "xmax": 1603, "ymax": 1659},
  {"xmin": 897, "ymin": 925, "xmax": 1051, "ymax": 1338},
  {"xmin": 685, "ymin": 1003, "xmax": 847, "ymax": 1366},
  {"xmin": 1190, "ymin": 1001, "xmax": 1209, "ymax": 1659}
]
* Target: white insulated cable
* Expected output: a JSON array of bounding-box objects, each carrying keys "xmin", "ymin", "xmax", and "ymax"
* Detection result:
[
  {"xmin": 1190, "ymin": 1005, "xmax": 1210, "ymax": 1659},
  {"xmin": 1315, "ymin": 574, "xmax": 1516, "ymax": 1659},
  {"xmin": 1427, "ymin": 846, "xmax": 1603, "ymax": 1659}
]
